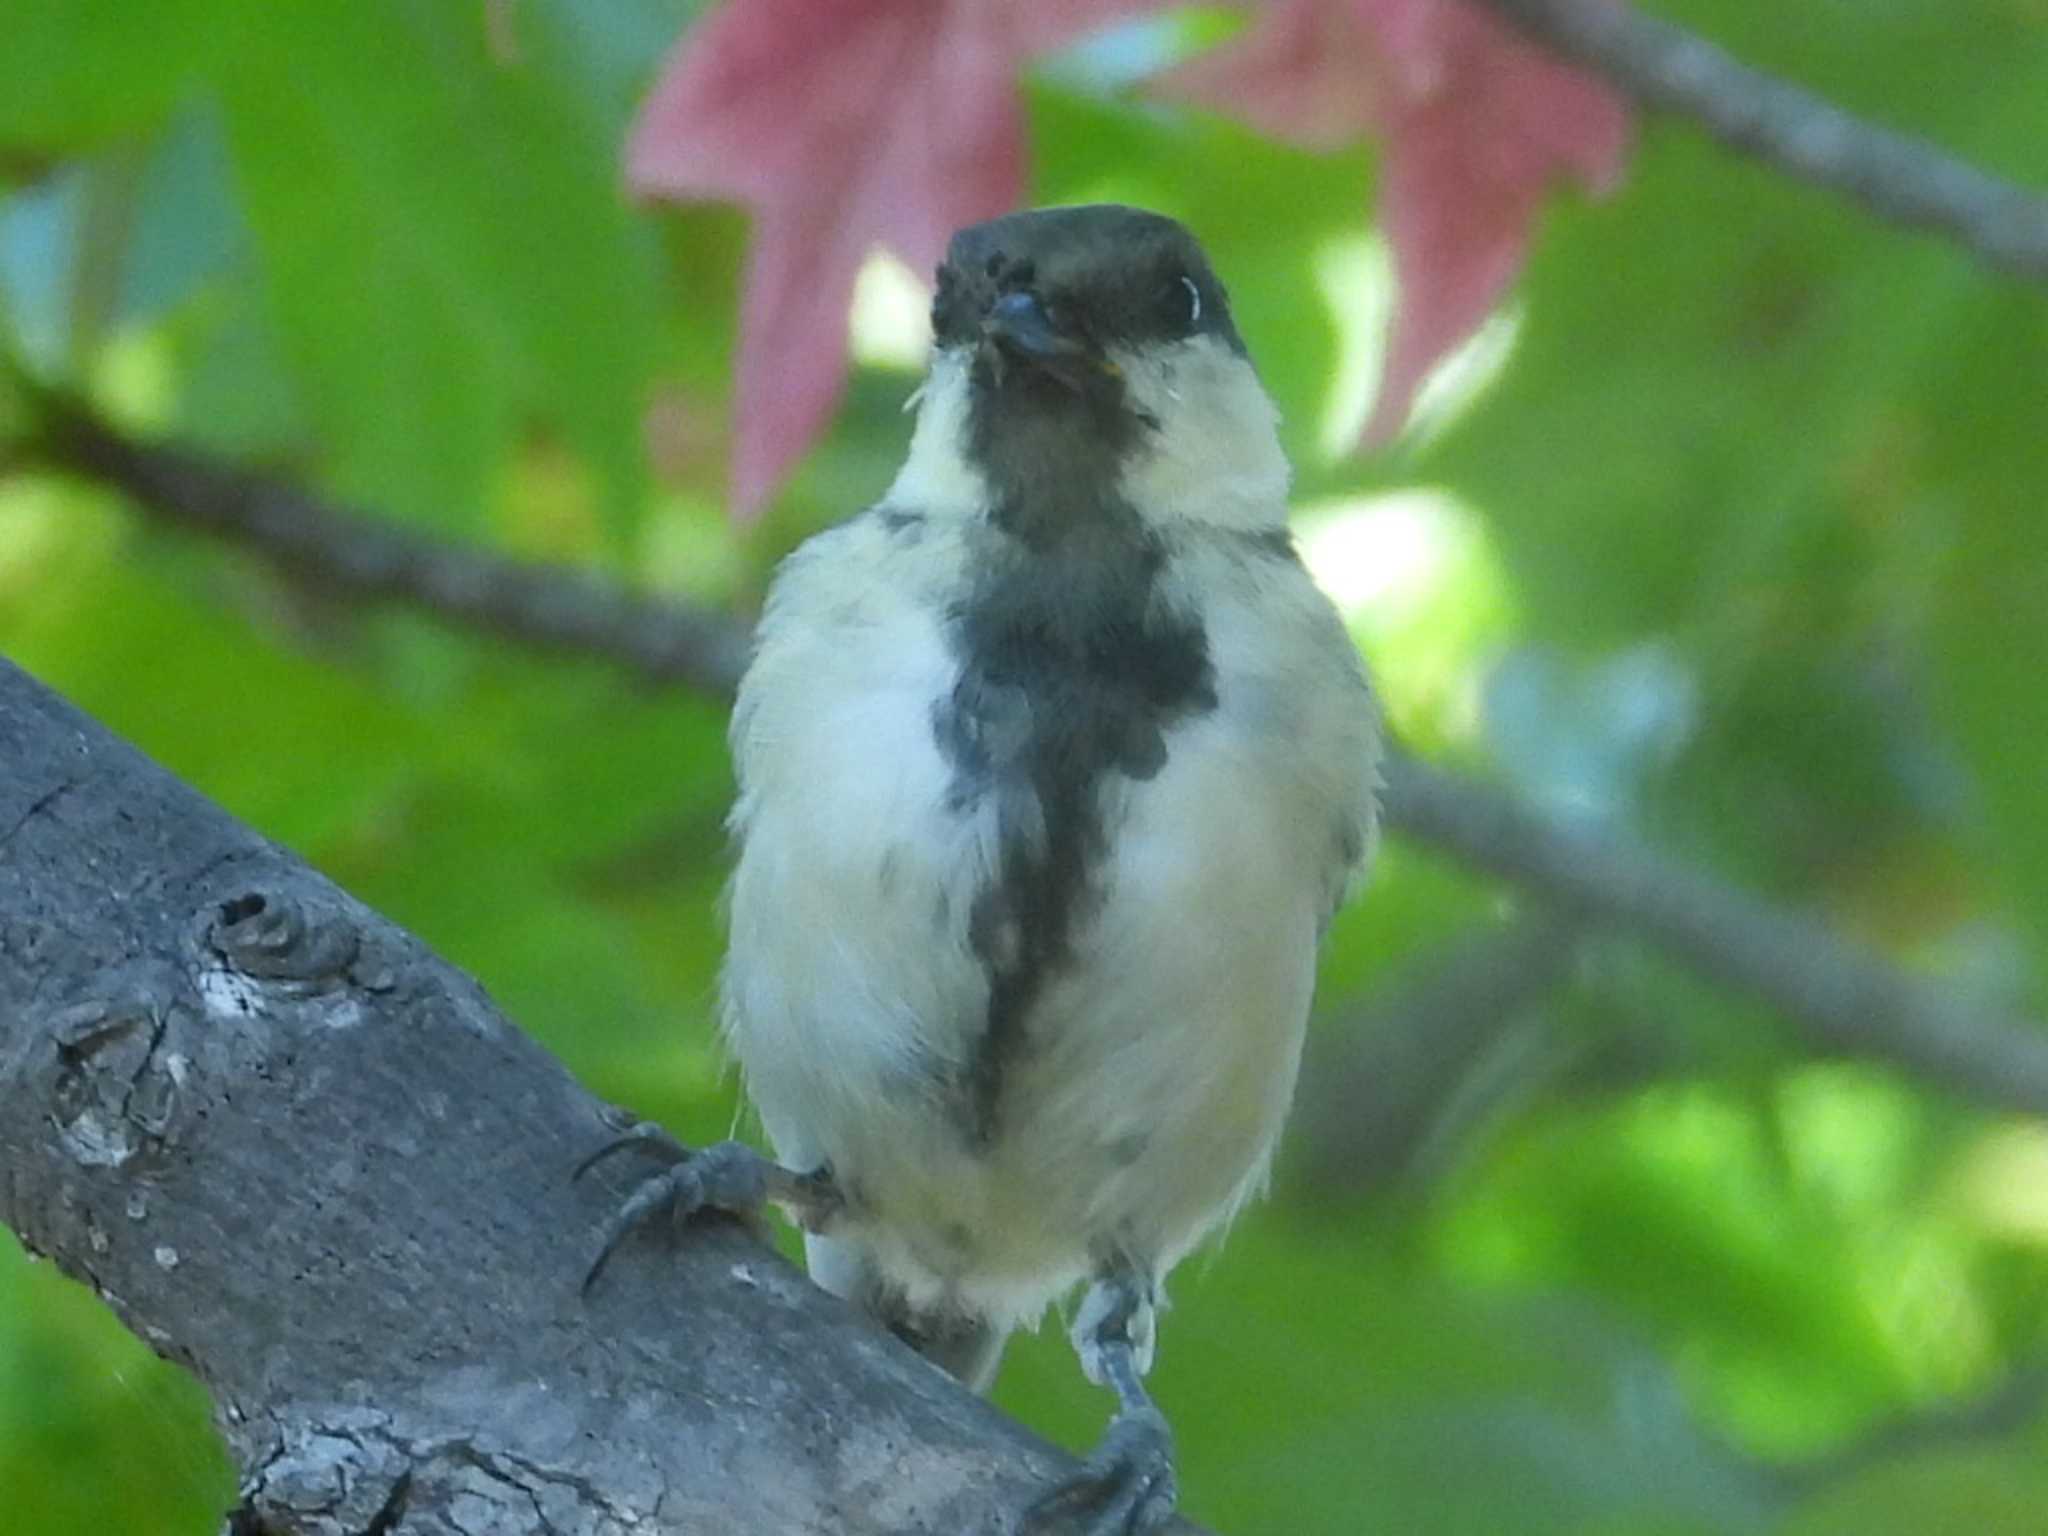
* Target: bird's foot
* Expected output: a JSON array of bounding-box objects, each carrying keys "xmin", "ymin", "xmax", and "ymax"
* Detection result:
[
  {"xmin": 1024, "ymin": 1401, "xmax": 1177, "ymax": 1536},
  {"xmin": 574, "ymin": 1124, "xmax": 839, "ymax": 1292},
  {"xmin": 1025, "ymin": 1269, "xmax": 1177, "ymax": 1534}
]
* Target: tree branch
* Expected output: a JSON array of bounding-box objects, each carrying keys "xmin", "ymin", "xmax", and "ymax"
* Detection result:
[
  {"xmin": 22, "ymin": 405, "xmax": 2048, "ymax": 1121},
  {"xmin": 1476, "ymin": 0, "xmax": 2048, "ymax": 285},
  {"xmin": 36, "ymin": 397, "xmax": 752, "ymax": 700},
  {"xmin": 1384, "ymin": 754, "xmax": 2048, "ymax": 1117},
  {"xmin": 0, "ymin": 656, "xmax": 1200, "ymax": 1535}
]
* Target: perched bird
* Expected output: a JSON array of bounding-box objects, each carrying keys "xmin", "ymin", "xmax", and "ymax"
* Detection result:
[{"xmin": 587, "ymin": 204, "xmax": 1379, "ymax": 1534}]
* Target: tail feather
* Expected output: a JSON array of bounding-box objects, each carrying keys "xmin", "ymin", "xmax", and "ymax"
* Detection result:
[{"xmin": 805, "ymin": 1233, "xmax": 1009, "ymax": 1394}]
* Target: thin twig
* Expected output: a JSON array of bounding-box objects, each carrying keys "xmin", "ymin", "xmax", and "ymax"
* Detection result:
[
  {"xmin": 22, "ymin": 405, "xmax": 2048, "ymax": 1121},
  {"xmin": 1477, "ymin": 0, "xmax": 2048, "ymax": 284}
]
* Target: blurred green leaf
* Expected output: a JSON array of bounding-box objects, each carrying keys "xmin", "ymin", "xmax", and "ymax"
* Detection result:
[
  {"xmin": 1782, "ymin": 1451, "xmax": 2048, "ymax": 1536},
  {"xmin": 213, "ymin": 1, "xmax": 658, "ymax": 536},
  {"xmin": 0, "ymin": 1238, "xmax": 231, "ymax": 1534},
  {"xmin": 1, "ymin": 487, "xmax": 429, "ymax": 849},
  {"xmin": 0, "ymin": 0, "xmax": 226, "ymax": 148},
  {"xmin": 1923, "ymin": 292, "xmax": 2048, "ymax": 982}
]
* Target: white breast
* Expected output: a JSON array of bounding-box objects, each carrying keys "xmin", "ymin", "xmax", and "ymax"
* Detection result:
[{"xmin": 724, "ymin": 514, "xmax": 995, "ymax": 1165}]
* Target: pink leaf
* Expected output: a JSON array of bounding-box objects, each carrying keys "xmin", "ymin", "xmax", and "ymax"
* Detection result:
[
  {"xmin": 1155, "ymin": 0, "xmax": 1630, "ymax": 448},
  {"xmin": 1150, "ymin": 0, "xmax": 1386, "ymax": 151},
  {"xmin": 627, "ymin": 0, "xmax": 1154, "ymax": 520},
  {"xmin": 1366, "ymin": 0, "xmax": 1630, "ymax": 443}
]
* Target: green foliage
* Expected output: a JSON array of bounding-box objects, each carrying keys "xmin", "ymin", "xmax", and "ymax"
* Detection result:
[
  {"xmin": 0, "ymin": 0, "xmax": 227, "ymax": 148},
  {"xmin": 0, "ymin": 1238, "xmax": 233, "ymax": 1531},
  {"xmin": 215, "ymin": 3, "xmax": 659, "ymax": 535},
  {"xmin": 4, "ymin": 2, "xmax": 2048, "ymax": 1533},
  {"xmin": 1783, "ymin": 1451, "xmax": 2048, "ymax": 1536}
]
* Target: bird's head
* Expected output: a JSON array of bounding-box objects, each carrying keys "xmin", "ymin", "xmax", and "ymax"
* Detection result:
[{"xmin": 890, "ymin": 205, "xmax": 1289, "ymax": 530}]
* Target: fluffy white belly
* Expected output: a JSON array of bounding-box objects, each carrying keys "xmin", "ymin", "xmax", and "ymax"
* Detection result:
[{"xmin": 725, "ymin": 610, "xmax": 1319, "ymax": 1326}]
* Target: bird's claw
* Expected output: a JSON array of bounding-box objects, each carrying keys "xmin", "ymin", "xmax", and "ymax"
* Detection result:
[
  {"xmin": 1023, "ymin": 1402, "xmax": 1178, "ymax": 1536},
  {"xmin": 578, "ymin": 1133, "xmax": 772, "ymax": 1294},
  {"xmin": 573, "ymin": 1119, "xmax": 688, "ymax": 1182}
]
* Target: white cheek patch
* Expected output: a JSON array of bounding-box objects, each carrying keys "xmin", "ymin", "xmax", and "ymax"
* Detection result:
[
  {"xmin": 1181, "ymin": 275, "xmax": 1201, "ymax": 325},
  {"xmin": 1115, "ymin": 337, "xmax": 1290, "ymax": 525}
]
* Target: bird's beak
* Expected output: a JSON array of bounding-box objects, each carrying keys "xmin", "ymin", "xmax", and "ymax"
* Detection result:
[{"xmin": 979, "ymin": 291, "xmax": 1113, "ymax": 388}]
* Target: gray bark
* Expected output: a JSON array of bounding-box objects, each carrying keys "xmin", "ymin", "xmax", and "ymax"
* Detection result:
[{"xmin": 0, "ymin": 656, "xmax": 1153, "ymax": 1535}]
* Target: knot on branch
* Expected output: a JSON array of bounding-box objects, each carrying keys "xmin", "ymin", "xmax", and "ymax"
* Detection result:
[
  {"xmin": 48, "ymin": 972, "xmax": 185, "ymax": 1168},
  {"xmin": 206, "ymin": 888, "xmax": 362, "ymax": 985}
]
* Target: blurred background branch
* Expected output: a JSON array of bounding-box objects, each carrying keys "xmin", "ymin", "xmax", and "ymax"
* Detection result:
[
  {"xmin": 1477, "ymin": 0, "xmax": 2048, "ymax": 283},
  {"xmin": 30, "ymin": 394, "xmax": 752, "ymax": 699},
  {"xmin": 1385, "ymin": 754, "xmax": 2048, "ymax": 1118}
]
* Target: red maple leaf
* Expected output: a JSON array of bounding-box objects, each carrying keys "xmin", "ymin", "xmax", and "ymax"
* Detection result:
[
  {"xmin": 1156, "ymin": 0, "xmax": 1630, "ymax": 446},
  {"xmin": 630, "ymin": 0, "xmax": 1628, "ymax": 511},
  {"xmin": 627, "ymin": 0, "xmax": 1154, "ymax": 519}
]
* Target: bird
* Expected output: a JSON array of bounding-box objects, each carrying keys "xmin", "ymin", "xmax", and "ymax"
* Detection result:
[{"xmin": 584, "ymin": 203, "xmax": 1379, "ymax": 1535}]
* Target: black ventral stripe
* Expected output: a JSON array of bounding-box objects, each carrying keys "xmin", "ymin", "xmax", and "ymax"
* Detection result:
[{"xmin": 932, "ymin": 491, "xmax": 1217, "ymax": 1148}]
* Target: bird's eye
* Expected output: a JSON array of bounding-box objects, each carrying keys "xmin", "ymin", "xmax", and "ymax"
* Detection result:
[{"xmin": 1178, "ymin": 274, "xmax": 1202, "ymax": 329}]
